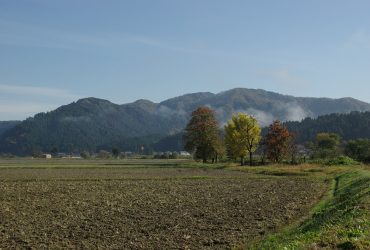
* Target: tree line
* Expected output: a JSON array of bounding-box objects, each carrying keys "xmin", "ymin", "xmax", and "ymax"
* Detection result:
[
  {"xmin": 183, "ymin": 107, "xmax": 293, "ymax": 165},
  {"xmin": 183, "ymin": 107, "xmax": 370, "ymax": 165}
]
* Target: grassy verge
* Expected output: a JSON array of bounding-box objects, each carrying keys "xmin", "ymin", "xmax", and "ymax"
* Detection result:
[{"xmin": 252, "ymin": 167, "xmax": 370, "ymax": 249}]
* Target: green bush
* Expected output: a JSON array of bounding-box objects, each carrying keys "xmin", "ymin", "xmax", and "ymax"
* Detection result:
[
  {"xmin": 80, "ymin": 151, "xmax": 91, "ymax": 159},
  {"xmin": 325, "ymin": 156, "xmax": 360, "ymax": 166},
  {"xmin": 308, "ymin": 156, "xmax": 360, "ymax": 166}
]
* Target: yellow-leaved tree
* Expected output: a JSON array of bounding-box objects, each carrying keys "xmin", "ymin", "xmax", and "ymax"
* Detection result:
[{"xmin": 224, "ymin": 113, "xmax": 261, "ymax": 166}]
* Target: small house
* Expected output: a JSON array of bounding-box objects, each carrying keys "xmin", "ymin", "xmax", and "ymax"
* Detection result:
[{"xmin": 41, "ymin": 154, "xmax": 52, "ymax": 159}]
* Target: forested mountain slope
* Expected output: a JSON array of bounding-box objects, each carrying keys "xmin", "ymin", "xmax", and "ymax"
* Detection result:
[{"xmin": 1, "ymin": 88, "xmax": 370, "ymax": 154}]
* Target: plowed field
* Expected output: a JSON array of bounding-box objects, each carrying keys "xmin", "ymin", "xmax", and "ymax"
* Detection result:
[{"xmin": 0, "ymin": 162, "xmax": 326, "ymax": 249}]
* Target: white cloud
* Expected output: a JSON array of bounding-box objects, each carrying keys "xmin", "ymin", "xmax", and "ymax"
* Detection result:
[
  {"xmin": 0, "ymin": 84, "xmax": 80, "ymax": 120},
  {"xmin": 0, "ymin": 103, "xmax": 57, "ymax": 113},
  {"xmin": 209, "ymin": 102, "xmax": 311, "ymax": 127},
  {"xmin": 156, "ymin": 105, "xmax": 186, "ymax": 117},
  {"xmin": 209, "ymin": 106, "xmax": 275, "ymax": 127},
  {"xmin": 0, "ymin": 84, "xmax": 78, "ymax": 99},
  {"xmin": 0, "ymin": 102, "xmax": 59, "ymax": 120},
  {"xmin": 0, "ymin": 19, "xmax": 121, "ymax": 49},
  {"xmin": 0, "ymin": 20, "xmax": 231, "ymax": 57},
  {"xmin": 270, "ymin": 69, "xmax": 310, "ymax": 87},
  {"xmin": 281, "ymin": 103, "xmax": 311, "ymax": 122},
  {"xmin": 244, "ymin": 108, "xmax": 275, "ymax": 126},
  {"xmin": 347, "ymin": 30, "xmax": 370, "ymax": 49}
]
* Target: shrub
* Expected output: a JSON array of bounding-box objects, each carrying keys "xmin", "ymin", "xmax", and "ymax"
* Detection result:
[
  {"xmin": 80, "ymin": 151, "xmax": 91, "ymax": 159},
  {"xmin": 96, "ymin": 150, "xmax": 111, "ymax": 159},
  {"xmin": 325, "ymin": 156, "xmax": 360, "ymax": 166}
]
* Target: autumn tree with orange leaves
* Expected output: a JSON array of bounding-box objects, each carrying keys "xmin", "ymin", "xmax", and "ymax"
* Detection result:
[
  {"xmin": 184, "ymin": 107, "xmax": 220, "ymax": 163},
  {"xmin": 265, "ymin": 120, "xmax": 293, "ymax": 163}
]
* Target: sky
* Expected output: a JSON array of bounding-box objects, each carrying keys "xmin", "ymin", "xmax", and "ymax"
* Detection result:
[{"xmin": 1, "ymin": 0, "xmax": 370, "ymax": 120}]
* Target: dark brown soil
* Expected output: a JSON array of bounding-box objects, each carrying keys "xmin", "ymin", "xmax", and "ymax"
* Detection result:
[{"xmin": 0, "ymin": 167, "xmax": 326, "ymax": 249}]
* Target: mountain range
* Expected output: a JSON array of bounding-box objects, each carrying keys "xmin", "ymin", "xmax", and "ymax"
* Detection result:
[{"xmin": 1, "ymin": 88, "xmax": 370, "ymax": 155}]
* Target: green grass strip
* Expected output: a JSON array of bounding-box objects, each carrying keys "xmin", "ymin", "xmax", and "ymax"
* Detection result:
[{"xmin": 252, "ymin": 168, "xmax": 370, "ymax": 249}]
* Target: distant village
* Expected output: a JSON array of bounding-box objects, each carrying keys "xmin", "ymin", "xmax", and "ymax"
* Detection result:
[{"xmin": 33, "ymin": 151, "xmax": 192, "ymax": 160}]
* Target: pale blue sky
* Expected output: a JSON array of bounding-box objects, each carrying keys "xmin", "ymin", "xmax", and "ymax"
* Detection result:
[{"xmin": 1, "ymin": 0, "xmax": 370, "ymax": 120}]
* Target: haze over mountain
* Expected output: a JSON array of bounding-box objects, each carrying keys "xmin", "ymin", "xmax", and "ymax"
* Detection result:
[{"xmin": 1, "ymin": 88, "xmax": 370, "ymax": 155}]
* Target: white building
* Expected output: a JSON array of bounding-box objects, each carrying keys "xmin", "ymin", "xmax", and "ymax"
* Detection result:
[
  {"xmin": 179, "ymin": 151, "xmax": 191, "ymax": 156},
  {"xmin": 41, "ymin": 154, "xmax": 52, "ymax": 159}
]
